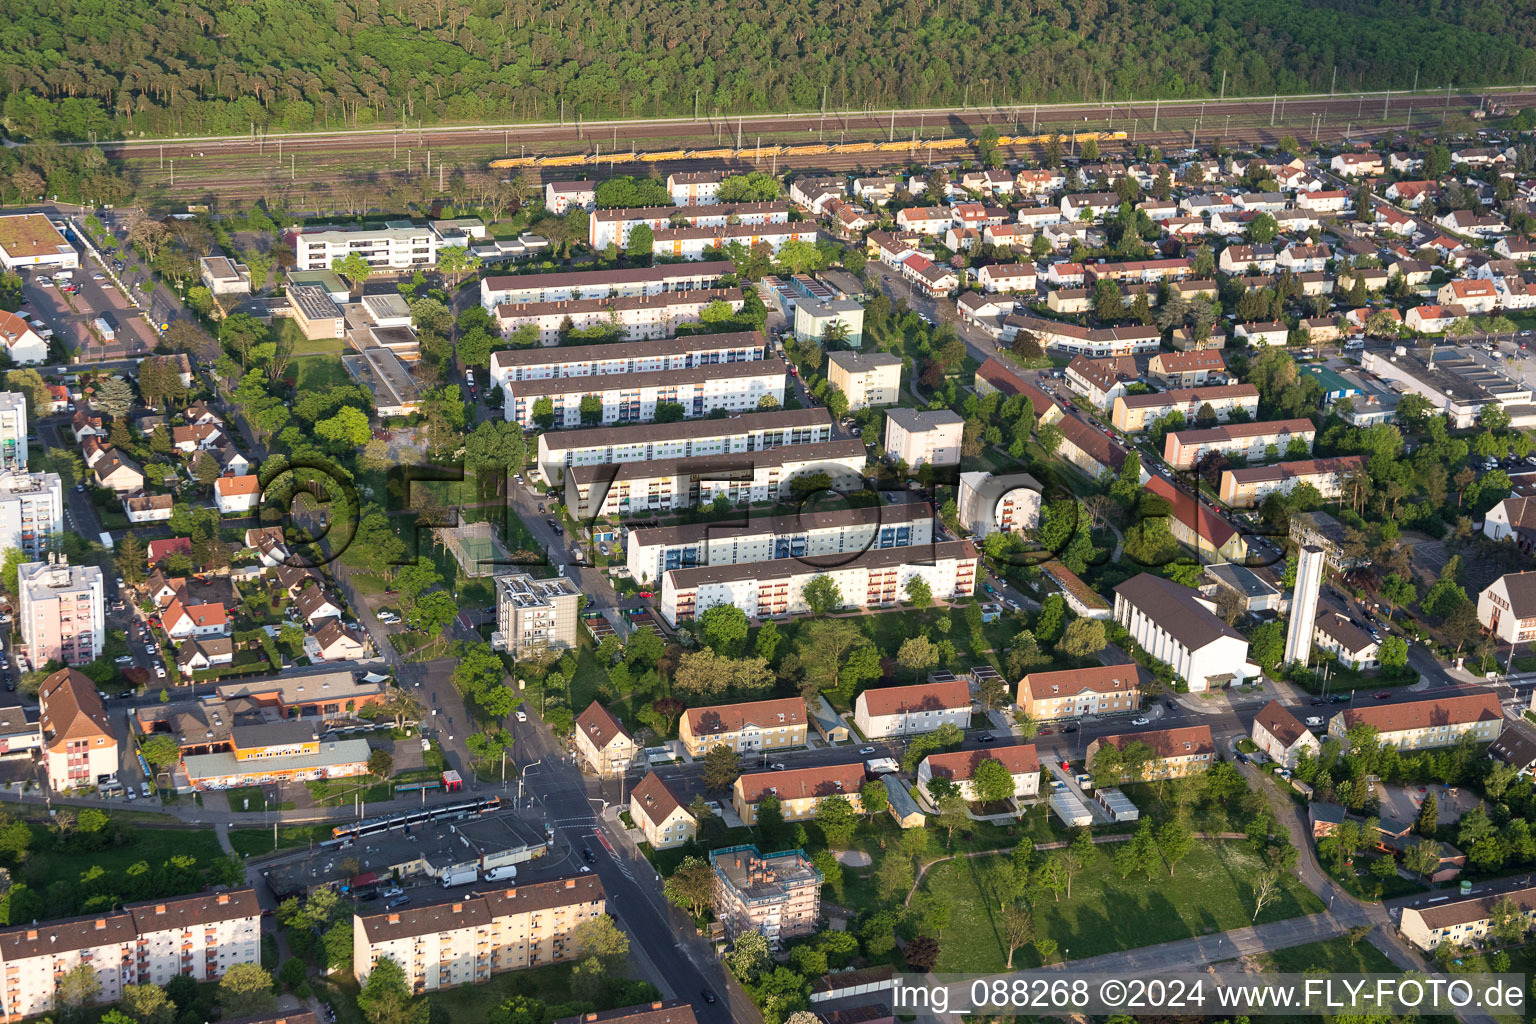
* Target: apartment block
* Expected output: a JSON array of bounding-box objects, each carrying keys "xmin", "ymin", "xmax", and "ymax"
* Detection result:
[
  {"xmin": 19, "ymin": 555, "xmax": 103, "ymax": 667},
  {"xmin": 493, "ymin": 573, "xmax": 580, "ymax": 657},
  {"xmin": 286, "ymin": 219, "xmax": 484, "ymax": 271},
  {"xmin": 660, "ymin": 540, "xmax": 976, "ymax": 627},
  {"xmin": 1110, "ymin": 384, "xmax": 1260, "ymax": 433},
  {"xmin": 1016, "ymin": 664, "xmax": 1142, "ymax": 721},
  {"xmin": 625, "ymin": 502, "xmax": 934, "ymax": 587},
  {"xmin": 491, "ymin": 288, "xmax": 743, "ymax": 346},
  {"xmin": 679, "ymin": 698, "xmax": 807, "ymax": 757},
  {"xmin": 0, "ymin": 392, "xmax": 27, "ymax": 470},
  {"xmin": 1148, "ymin": 351, "xmax": 1225, "ymax": 388},
  {"xmin": 564, "ymin": 440, "xmax": 867, "ymax": 519},
  {"xmin": 0, "ymin": 890, "xmax": 260, "ymax": 1020},
  {"xmin": 1001, "ymin": 314, "xmax": 1160, "ymax": 357},
  {"xmin": 628, "ymin": 773, "xmax": 696, "ymax": 850},
  {"xmin": 479, "ymin": 263, "xmax": 733, "ymax": 310},
  {"xmin": 589, "ymin": 202, "xmax": 789, "ymax": 249},
  {"xmin": 957, "ymin": 471, "xmax": 1042, "ymax": 539},
  {"xmin": 1328, "ymin": 690, "xmax": 1503, "ymax": 751},
  {"xmin": 1218, "ymin": 455, "xmax": 1364, "ymax": 509},
  {"xmin": 853, "ymin": 679, "xmax": 972, "ymax": 739},
  {"xmin": 1085, "ymin": 725, "xmax": 1216, "ymax": 780},
  {"xmin": 1162, "ymin": 418, "xmax": 1316, "ymax": 471},
  {"xmin": 732, "ymin": 764, "xmax": 864, "ymax": 825},
  {"xmin": 537, "ymin": 408, "xmax": 832, "ymax": 484},
  {"xmin": 1113, "ymin": 573, "xmax": 1257, "ymax": 692},
  {"xmin": 917, "ymin": 743, "xmax": 1040, "ymax": 804},
  {"xmin": 826, "ymin": 351, "xmax": 901, "ymax": 410},
  {"xmin": 352, "ymin": 876, "xmax": 606, "ymax": 991},
  {"xmin": 0, "ymin": 470, "xmax": 60, "ymax": 557},
  {"xmin": 1401, "ymin": 885, "xmax": 1536, "ymax": 951},
  {"xmin": 504, "ymin": 360, "xmax": 787, "ymax": 429},
  {"xmin": 709, "ymin": 845, "xmax": 821, "ymax": 949},
  {"xmin": 489, "ymin": 332, "xmax": 765, "ymax": 390},
  {"xmin": 883, "ymin": 408, "xmax": 964, "ymax": 468},
  {"xmin": 543, "ymin": 180, "xmax": 597, "ymax": 214},
  {"xmin": 38, "ymin": 667, "xmax": 117, "ymax": 791},
  {"xmin": 653, "ymin": 223, "xmax": 819, "ymax": 260},
  {"xmin": 556, "ymin": 1003, "xmax": 697, "ymax": 1024}
]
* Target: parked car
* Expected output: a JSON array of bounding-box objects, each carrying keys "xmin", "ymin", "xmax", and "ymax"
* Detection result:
[
  {"xmin": 858, "ymin": 746, "xmax": 876, "ymax": 755},
  {"xmin": 515, "ymin": 711, "xmax": 527, "ymax": 723},
  {"xmin": 1131, "ymin": 716, "xmax": 1150, "ymax": 726}
]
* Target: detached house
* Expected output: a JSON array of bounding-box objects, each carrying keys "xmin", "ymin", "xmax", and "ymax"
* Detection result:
[
  {"xmin": 853, "ymin": 679, "xmax": 970, "ymax": 739},
  {"xmin": 214, "ymin": 475, "xmax": 261, "ymax": 514},
  {"xmin": 574, "ymin": 701, "xmax": 637, "ymax": 778},
  {"xmin": 628, "ymin": 772, "xmax": 696, "ymax": 849},
  {"xmin": 1478, "ymin": 570, "xmax": 1536, "ymax": 643},
  {"xmin": 1250, "ymin": 699, "xmax": 1322, "ymax": 768}
]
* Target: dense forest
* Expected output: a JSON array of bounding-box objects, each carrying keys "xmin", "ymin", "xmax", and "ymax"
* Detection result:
[{"xmin": 0, "ymin": 0, "xmax": 1533, "ymax": 140}]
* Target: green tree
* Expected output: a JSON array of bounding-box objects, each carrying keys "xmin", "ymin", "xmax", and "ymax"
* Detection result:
[
  {"xmin": 905, "ymin": 576, "xmax": 932, "ymax": 608},
  {"xmin": 701, "ymin": 744, "xmax": 741, "ymax": 791},
  {"xmin": 663, "ymin": 856, "xmax": 715, "ymax": 917},
  {"xmin": 801, "ymin": 574, "xmax": 842, "ymax": 615},
  {"xmin": 897, "ymin": 635, "xmax": 938, "ymax": 680},
  {"xmin": 120, "ymin": 984, "xmax": 175, "ymax": 1024},
  {"xmin": 970, "ymin": 757, "xmax": 1016, "ymax": 805},
  {"xmin": 1156, "ymin": 818, "xmax": 1194, "ymax": 876},
  {"xmin": 54, "ymin": 963, "xmax": 101, "ymax": 1015},
  {"xmin": 859, "ymin": 777, "xmax": 889, "ymax": 820},
  {"xmin": 357, "ymin": 958, "xmax": 427, "ymax": 1024},
  {"xmin": 698, "ymin": 604, "xmax": 749, "ymax": 656},
  {"xmin": 1058, "ymin": 618, "xmax": 1107, "ymax": 658},
  {"xmin": 815, "ymin": 794, "xmax": 858, "ymax": 848},
  {"xmin": 140, "ymin": 734, "xmax": 181, "ymax": 769},
  {"xmin": 217, "ymin": 963, "xmax": 276, "ymax": 1017},
  {"xmin": 331, "ymin": 252, "xmax": 374, "ymax": 290}
]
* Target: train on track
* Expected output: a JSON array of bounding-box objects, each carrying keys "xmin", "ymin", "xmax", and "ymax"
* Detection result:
[
  {"xmin": 327, "ymin": 795, "xmax": 503, "ymax": 843},
  {"xmin": 489, "ymin": 130, "xmax": 1127, "ymax": 169}
]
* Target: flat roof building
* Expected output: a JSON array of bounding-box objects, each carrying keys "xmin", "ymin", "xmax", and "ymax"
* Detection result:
[
  {"xmin": 0, "ymin": 214, "xmax": 78, "ymax": 270},
  {"xmin": 493, "ymin": 572, "xmax": 580, "ymax": 657}
]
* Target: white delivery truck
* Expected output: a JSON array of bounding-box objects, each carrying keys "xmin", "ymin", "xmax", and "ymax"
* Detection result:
[{"xmin": 440, "ymin": 867, "xmax": 479, "ymax": 888}]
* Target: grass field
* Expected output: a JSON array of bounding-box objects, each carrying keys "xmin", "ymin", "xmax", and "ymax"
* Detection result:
[
  {"xmin": 223, "ymin": 786, "xmax": 294, "ymax": 812},
  {"xmin": 1252, "ymin": 935, "xmax": 1397, "ymax": 974},
  {"xmin": 291, "ymin": 353, "xmax": 353, "ymax": 390},
  {"xmin": 228, "ymin": 823, "xmax": 337, "ymax": 858},
  {"xmin": 920, "ymin": 841, "xmax": 1324, "ymax": 973}
]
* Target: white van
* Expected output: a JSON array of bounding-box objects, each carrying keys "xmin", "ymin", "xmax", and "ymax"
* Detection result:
[{"xmin": 484, "ymin": 865, "xmax": 517, "ymax": 882}]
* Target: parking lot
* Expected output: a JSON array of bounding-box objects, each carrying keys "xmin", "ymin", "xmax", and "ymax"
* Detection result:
[{"xmin": 20, "ymin": 264, "xmax": 156, "ymax": 362}]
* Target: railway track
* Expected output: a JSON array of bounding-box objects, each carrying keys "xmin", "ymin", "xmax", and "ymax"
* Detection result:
[{"xmin": 102, "ymin": 88, "xmax": 1536, "ymax": 205}]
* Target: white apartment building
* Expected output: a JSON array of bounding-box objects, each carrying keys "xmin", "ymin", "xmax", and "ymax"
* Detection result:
[
  {"xmin": 1113, "ymin": 573, "xmax": 1258, "ymax": 692},
  {"xmin": 0, "ymin": 890, "xmax": 261, "ymax": 1020},
  {"xmin": 884, "ymin": 408, "xmax": 964, "ymax": 468},
  {"xmin": 653, "ymin": 223, "xmax": 819, "ymax": 260},
  {"xmin": 286, "ymin": 219, "xmax": 485, "ymax": 271},
  {"xmin": 536, "ymin": 409, "xmax": 832, "ymax": 484},
  {"xmin": 37, "ymin": 667, "xmax": 117, "ymax": 792},
  {"xmin": 479, "ymin": 263, "xmax": 733, "ymax": 311},
  {"xmin": 489, "ymin": 332, "xmax": 766, "ymax": 391},
  {"xmin": 660, "ymin": 540, "xmax": 977, "ymax": 627},
  {"xmin": 625, "ymin": 502, "xmax": 935, "ymax": 586},
  {"xmin": 853, "ymin": 679, "xmax": 972, "ymax": 739},
  {"xmin": 543, "ymin": 180, "xmax": 597, "ymax": 214},
  {"xmin": 353, "ymin": 876, "xmax": 607, "ymax": 992},
  {"xmin": 0, "ymin": 392, "xmax": 27, "ymax": 471},
  {"xmin": 19, "ymin": 556, "xmax": 103, "ymax": 667},
  {"xmin": 825, "ymin": 351, "xmax": 901, "ymax": 410},
  {"xmin": 0, "ymin": 471, "xmax": 61, "ymax": 557},
  {"xmin": 957, "ymin": 471, "xmax": 1042, "ymax": 539},
  {"xmin": 492, "ymin": 573, "xmax": 579, "ymax": 658},
  {"xmin": 503, "ymin": 360, "xmax": 787, "ymax": 429},
  {"xmin": 491, "ymin": 288, "xmax": 744, "ymax": 346},
  {"xmin": 917, "ymin": 744, "xmax": 1040, "ymax": 803},
  {"xmin": 667, "ymin": 171, "xmax": 724, "ymax": 206},
  {"xmin": 588, "ymin": 202, "xmax": 789, "ymax": 249},
  {"xmin": 1328, "ymin": 691, "xmax": 1503, "ymax": 751},
  {"xmin": 563, "ymin": 439, "xmax": 867, "ymax": 519}
]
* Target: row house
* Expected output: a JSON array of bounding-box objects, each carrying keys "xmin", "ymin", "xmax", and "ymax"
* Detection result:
[
  {"xmin": 1330, "ymin": 152, "xmax": 1384, "ymax": 177},
  {"xmin": 659, "ymin": 540, "xmax": 977, "ymax": 627},
  {"xmin": 1218, "ymin": 244, "xmax": 1278, "ymax": 274},
  {"xmin": 789, "ymin": 177, "xmax": 845, "ymax": 214},
  {"xmin": 1439, "ymin": 209, "xmax": 1509, "ymax": 238},
  {"xmin": 1015, "ymin": 169, "xmax": 1065, "ymax": 194},
  {"xmin": 961, "ymin": 169, "xmax": 1017, "ymax": 195},
  {"xmin": 1060, "ymin": 192, "xmax": 1120, "ymax": 220},
  {"xmin": 1296, "ymin": 190, "xmax": 1349, "ymax": 213},
  {"xmin": 899, "ymin": 254, "xmax": 960, "ymax": 297},
  {"xmin": 1233, "ymin": 320, "xmax": 1289, "ymax": 347},
  {"xmin": 1277, "ymin": 244, "xmax": 1332, "ymax": 273},
  {"xmin": 894, "ymin": 206, "xmax": 952, "ymax": 236},
  {"xmin": 1405, "ymin": 304, "xmax": 1465, "ymax": 333},
  {"xmin": 983, "ymin": 223, "xmax": 1034, "ymax": 250},
  {"xmin": 951, "ymin": 201, "xmax": 1009, "ymax": 228},
  {"xmin": 1147, "ymin": 350, "xmax": 1224, "ymax": 388},
  {"xmin": 977, "ymin": 263, "xmax": 1038, "ymax": 294},
  {"xmin": 1001, "ymin": 314, "xmax": 1159, "ymax": 357},
  {"xmin": 852, "ymin": 177, "xmax": 901, "ymax": 205},
  {"xmin": 1083, "ymin": 257, "xmax": 1192, "ymax": 284},
  {"xmin": 1016, "ymin": 205, "xmax": 1064, "ymax": 229}
]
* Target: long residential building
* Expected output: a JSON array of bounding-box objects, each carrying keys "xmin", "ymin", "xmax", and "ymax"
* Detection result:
[
  {"xmin": 286, "ymin": 219, "xmax": 483, "ymax": 271},
  {"xmin": 0, "ymin": 471, "xmax": 61, "ymax": 557},
  {"xmin": 678, "ymin": 697, "xmax": 807, "ymax": 757},
  {"xmin": 1400, "ymin": 885, "xmax": 1536, "ymax": 951},
  {"xmin": 653, "ymin": 222, "xmax": 819, "ymax": 260},
  {"xmin": 853, "ymin": 678, "xmax": 972, "ymax": 739},
  {"xmin": 1110, "ymin": 384, "xmax": 1260, "ymax": 433},
  {"xmin": 1016, "ymin": 664, "xmax": 1142, "ymax": 721},
  {"xmin": 1217, "ymin": 455, "xmax": 1365, "ymax": 509},
  {"xmin": 564, "ymin": 439, "xmax": 867, "ymax": 518},
  {"xmin": 589, "ymin": 202, "xmax": 790, "ymax": 249},
  {"xmin": 491, "ymin": 288, "xmax": 744, "ymax": 345},
  {"xmin": 479, "ymin": 262, "xmax": 733, "ymax": 310},
  {"xmin": 731, "ymin": 763, "xmax": 864, "ymax": 824},
  {"xmin": 625, "ymin": 502, "xmax": 934, "ymax": 586},
  {"xmin": 0, "ymin": 890, "xmax": 261, "ymax": 1020},
  {"xmin": 917, "ymin": 743, "xmax": 1040, "ymax": 802},
  {"xmin": 352, "ymin": 876, "xmax": 607, "ymax": 992},
  {"xmin": 537, "ymin": 408, "xmax": 833, "ymax": 484},
  {"xmin": 488, "ymin": 332, "xmax": 766, "ymax": 389},
  {"xmin": 1085, "ymin": 725, "xmax": 1217, "ymax": 779},
  {"xmin": 1327, "ymin": 690, "xmax": 1503, "ymax": 751},
  {"xmin": 1113, "ymin": 573, "xmax": 1257, "ymax": 692},
  {"xmin": 504, "ymin": 359, "xmax": 787, "ymax": 429},
  {"xmin": 1162, "ymin": 418, "xmax": 1316, "ymax": 470},
  {"xmin": 659, "ymin": 540, "xmax": 977, "ymax": 627},
  {"xmin": 1002, "ymin": 314, "xmax": 1160, "ymax": 357}
]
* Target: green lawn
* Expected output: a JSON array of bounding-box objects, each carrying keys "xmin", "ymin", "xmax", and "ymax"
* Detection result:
[
  {"xmin": 921, "ymin": 841, "xmax": 1324, "ymax": 973},
  {"xmin": 1253, "ymin": 935, "xmax": 1397, "ymax": 974},
  {"xmin": 278, "ymin": 316, "xmax": 344, "ymax": 356},
  {"xmin": 223, "ymin": 786, "xmax": 294, "ymax": 812},
  {"xmin": 291, "ymin": 353, "xmax": 352, "ymax": 390},
  {"xmin": 22, "ymin": 824, "xmax": 229, "ymax": 887},
  {"xmin": 228, "ymin": 823, "xmax": 337, "ymax": 857}
]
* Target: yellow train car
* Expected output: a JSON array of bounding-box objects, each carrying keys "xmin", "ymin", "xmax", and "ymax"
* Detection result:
[
  {"xmin": 488, "ymin": 157, "xmax": 538, "ymax": 168},
  {"xmin": 639, "ymin": 149, "xmax": 688, "ymax": 162},
  {"xmin": 783, "ymin": 144, "xmax": 831, "ymax": 156},
  {"xmin": 687, "ymin": 148, "xmax": 736, "ymax": 160},
  {"xmin": 831, "ymin": 141, "xmax": 879, "ymax": 154},
  {"xmin": 538, "ymin": 153, "xmax": 592, "ymax": 167}
]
